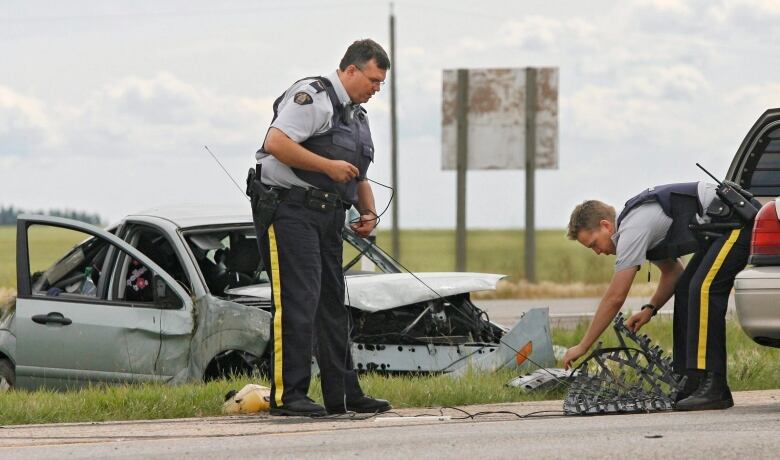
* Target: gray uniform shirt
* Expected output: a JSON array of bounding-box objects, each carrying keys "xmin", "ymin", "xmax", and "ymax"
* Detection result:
[
  {"xmin": 612, "ymin": 182, "xmax": 718, "ymax": 272},
  {"xmin": 256, "ymin": 70, "xmax": 352, "ymax": 188}
]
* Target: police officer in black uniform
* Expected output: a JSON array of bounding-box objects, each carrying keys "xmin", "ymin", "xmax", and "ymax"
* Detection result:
[
  {"xmin": 247, "ymin": 39, "xmax": 391, "ymax": 417},
  {"xmin": 562, "ymin": 181, "xmax": 757, "ymax": 411}
]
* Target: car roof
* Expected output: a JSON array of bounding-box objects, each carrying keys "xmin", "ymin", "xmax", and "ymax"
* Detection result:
[{"xmin": 127, "ymin": 203, "xmax": 253, "ymax": 229}]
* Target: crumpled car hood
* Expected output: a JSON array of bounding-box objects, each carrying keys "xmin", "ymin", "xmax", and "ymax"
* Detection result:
[{"xmin": 226, "ymin": 272, "xmax": 506, "ymax": 312}]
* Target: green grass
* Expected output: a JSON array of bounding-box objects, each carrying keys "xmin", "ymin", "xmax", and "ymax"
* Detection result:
[
  {"xmin": 373, "ymin": 229, "xmax": 618, "ymax": 283},
  {"xmin": 0, "ymin": 225, "xmax": 86, "ymax": 288},
  {"xmin": 0, "ymin": 369, "xmax": 558, "ymax": 426},
  {"xmin": 0, "ymin": 317, "xmax": 777, "ymax": 426},
  {"xmin": 0, "ymin": 226, "xmax": 16, "ymax": 288}
]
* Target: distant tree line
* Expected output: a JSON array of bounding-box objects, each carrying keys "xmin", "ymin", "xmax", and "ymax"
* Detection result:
[{"xmin": 0, "ymin": 205, "xmax": 102, "ymax": 225}]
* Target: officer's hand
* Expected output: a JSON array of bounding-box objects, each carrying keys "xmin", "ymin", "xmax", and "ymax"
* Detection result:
[
  {"xmin": 326, "ymin": 160, "xmax": 359, "ymax": 183},
  {"xmin": 562, "ymin": 343, "xmax": 587, "ymax": 370},
  {"xmin": 350, "ymin": 213, "xmax": 377, "ymax": 238},
  {"xmin": 627, "ymin": 309, "xmax": 653, "ymax": 333}
]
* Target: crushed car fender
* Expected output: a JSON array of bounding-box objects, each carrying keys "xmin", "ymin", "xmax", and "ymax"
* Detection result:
[{"xmin": 169, "ymin": 296, "xmax": 271, "ymax": 385}]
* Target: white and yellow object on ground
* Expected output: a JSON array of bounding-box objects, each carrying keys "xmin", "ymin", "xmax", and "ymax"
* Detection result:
[{"xmin": 222, "ymin": 384, "xmax": 271, "ymax": 414}]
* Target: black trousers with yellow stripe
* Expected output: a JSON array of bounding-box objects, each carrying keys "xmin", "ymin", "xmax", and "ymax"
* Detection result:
[
  {"xmin": 256, "ymin": 199, "xmax": 364, "ymax": 409},
  {"xmin": 672, "ymin": 224, "xmax": 753, "ymax": 376}
]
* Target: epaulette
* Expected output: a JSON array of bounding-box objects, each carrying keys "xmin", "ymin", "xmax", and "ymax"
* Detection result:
[{"xmin": 309, "ymin": 80, "xmax": 326, "ymax": 93}]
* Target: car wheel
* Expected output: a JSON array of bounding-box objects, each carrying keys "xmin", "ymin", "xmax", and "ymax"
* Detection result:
[
  {"xmin": 0, "ymin": 359, "xmax": 15, "ymax": 391},
  {"xmin": 204, "ymin": 350, "xmax": 263, "ymax": 381}
]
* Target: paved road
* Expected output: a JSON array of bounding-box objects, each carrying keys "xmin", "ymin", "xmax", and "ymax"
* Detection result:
[
  {"xmin": 474, "ymin": 296, "xmax": 737, "ymax": 328},
  {"xmin": 0, "ymin": 390, "xmax": 777, "ymax": 459}
]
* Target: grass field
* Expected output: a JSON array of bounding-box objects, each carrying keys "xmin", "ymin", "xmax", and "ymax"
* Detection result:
[
  {"xmin": 0, "ymin": 225, "xmax": 655, "ymax": 292},
  {"xmin": 0, "ymin": 316, "xmax": 776, "ymax": 425}
]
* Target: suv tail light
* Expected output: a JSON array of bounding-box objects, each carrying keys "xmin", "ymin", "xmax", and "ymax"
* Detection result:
[{"xmin": 749, "ymin": 200, "xmax": 780, "ymax": 266}]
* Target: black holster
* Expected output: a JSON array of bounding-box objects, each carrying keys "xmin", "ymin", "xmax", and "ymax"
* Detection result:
[{"xmin": 246, "ymin": 166, "xmax": 280, "ymax": 237}]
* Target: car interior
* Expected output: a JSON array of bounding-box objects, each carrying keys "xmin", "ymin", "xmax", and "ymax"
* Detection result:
[
  {"xmin": 29, "ymin": 226, "xmax": 110, "ymax": 299},
  {"xmin": 118, "ymin": 226, "xmax": 192, "ymax": 302},
  {"xmin": 185, "ymin": 229, "xmax": 264, "ymax": 297}
]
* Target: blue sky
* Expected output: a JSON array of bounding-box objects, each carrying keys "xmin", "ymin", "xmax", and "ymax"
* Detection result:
[{"xmin": 2, "ymin": 0, "xmax": 780, "ymax": 228}]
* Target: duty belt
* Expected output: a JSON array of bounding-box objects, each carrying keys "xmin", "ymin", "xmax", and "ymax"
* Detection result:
[{"xmin": 275, "ymin": 186, "xmax": 349, "ymax": 212}]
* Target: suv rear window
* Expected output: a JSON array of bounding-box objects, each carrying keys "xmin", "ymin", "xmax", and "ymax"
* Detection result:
[{"xmin": 744, "ymin": 126, "xmax": 780, "ymax": 196}]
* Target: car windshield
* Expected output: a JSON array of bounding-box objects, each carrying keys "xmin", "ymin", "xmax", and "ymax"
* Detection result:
[{"xmin": 183, "ymin": 225, "xmax": 401, "ymax": 297}]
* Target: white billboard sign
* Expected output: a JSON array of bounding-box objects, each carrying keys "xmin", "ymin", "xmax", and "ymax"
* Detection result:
[{"xmin": 441, "ymin": 67, "xmax": 558, "ymax": 170}]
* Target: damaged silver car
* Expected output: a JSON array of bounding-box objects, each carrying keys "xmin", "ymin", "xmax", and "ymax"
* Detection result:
[
  {"xmin": 1, "ymin": 213, "xmax": 271, "ymax": 390},
  {"xmin": 0, "ymin": 205, "xmax": 553, "ymax": 390}
]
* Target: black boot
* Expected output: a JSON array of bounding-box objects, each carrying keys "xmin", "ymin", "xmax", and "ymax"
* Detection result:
[
  {"xmin": 270, "ymin": 397, "xmax": 327, "ymax": 417},
  {"xmin": 327, "ymin": 395, "xmax": 392, "ymax": 414},
  {"xmin": 674, "ymin": 369, "xmax": 704, "ymax": 403},
  {"xmin": 675, "ymin": 371, "xmax": 733, "ymax": 411}
]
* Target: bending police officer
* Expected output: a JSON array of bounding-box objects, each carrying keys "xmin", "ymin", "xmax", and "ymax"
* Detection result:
[
  {"xmin": 562, "ymin": 181, "xmax": 756, "ymax": 411},
  {"xmin": 248, "ymin": 39, "xmax": 391, "ymax": 417}
]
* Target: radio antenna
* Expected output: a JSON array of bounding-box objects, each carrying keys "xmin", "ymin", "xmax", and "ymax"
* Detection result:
[
  {"xmin": 204, "ymin": 145, "xmax": 249, "ymax": 201},
  {"xmin": 695, "ymin": 162, "xmax": 723, "ymax": 186}
]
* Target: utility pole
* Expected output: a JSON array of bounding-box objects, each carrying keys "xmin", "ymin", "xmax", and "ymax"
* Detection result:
[{"xmin": 389, "ymin": 3, "xmax": 400, "ymax": 260}]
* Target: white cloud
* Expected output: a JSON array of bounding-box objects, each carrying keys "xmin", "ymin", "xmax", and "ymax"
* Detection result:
[
  {"xmin": 724, "ymin": 83, "xmax": 780, "ymax": 124},
  {"xmin": 0, "ymin": 85, "xmax": 54, "ymax": 155},
  {"xmin": 708, "ymin": 0, "xmax": 780, "ymax": 25},
  {"xmin": 568, "ymin": 85, "xmax": 658, "ymax": 142},
  {"xmin": 485, "ymin": 16, "xmax": 599, "ymax": 53},
  {"xmin": 566, "ymin": 64, "xmax": 708, "ymax": 147},
  {"xmin": 49, "ymin": 73, "xmax": 274, "ymax": 160},
  {"xmin": 638, "ymin": 0, "xmax": 694, "ymax": 15},
  {"xmin": 626, "ymin": 65, "xmax": 710, "ymax": 100},
  {"xmin": 0, "ymin": 74, "xmax": 274, "ymax": 161}
]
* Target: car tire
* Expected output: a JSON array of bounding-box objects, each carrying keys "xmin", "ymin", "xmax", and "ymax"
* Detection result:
[
  {"xmin": 0, "ymin": 359, "xmax": 15, "ymax": 391},
  {"xmin": 204, "ymin": 350, "xmax": 263, "ymax": 381}
]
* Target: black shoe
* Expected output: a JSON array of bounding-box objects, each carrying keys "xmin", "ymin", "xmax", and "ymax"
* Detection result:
[
  {"xmin": 327, "ymin": 395, "xmax": 392, "ymax": 414},
  {"xmin": 270, "ymin": 398, "xmax": 327, "ymax": 417},
  {"xmin": 675, "ymin": 371, "xmax": 734, "ymax": 411}
]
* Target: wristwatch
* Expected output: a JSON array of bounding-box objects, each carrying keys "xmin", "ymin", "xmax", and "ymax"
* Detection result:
[{"xmin": 641, "ymin": 303, "xmax": 659, "ymax": 317}]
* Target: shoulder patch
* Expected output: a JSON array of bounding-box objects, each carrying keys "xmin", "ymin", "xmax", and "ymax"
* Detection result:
[{"xmin": 293, "ymin": 92, "xmax": 313, "ymax": 105}]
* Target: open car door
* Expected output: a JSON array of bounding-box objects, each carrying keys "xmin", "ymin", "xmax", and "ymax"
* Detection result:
[{"xmin": 14, "ymin": 215, "xmax": 192, "ymax": 390}]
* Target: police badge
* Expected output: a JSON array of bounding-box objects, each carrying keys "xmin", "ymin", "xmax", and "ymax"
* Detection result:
[{"xmin": 293, "ymin": 91, "xmax": 313, "ymax": 105}]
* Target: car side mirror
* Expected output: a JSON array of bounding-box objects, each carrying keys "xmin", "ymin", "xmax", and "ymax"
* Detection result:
[{"xmin": 153, "ymin": 275, "xmax": 183, "ymax": 309}]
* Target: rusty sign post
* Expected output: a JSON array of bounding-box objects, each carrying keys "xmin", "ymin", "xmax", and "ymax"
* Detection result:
[
  {"xmin": 455, "ymin": 69, "xmax": 469, "ymax": 272},
  {"xmin": 524, "ymin": 68, "xmax": 537, "ymax": 282},
  {"xmin": 442, "ymin": 67, "xmax": 558, "ymax": 280}
]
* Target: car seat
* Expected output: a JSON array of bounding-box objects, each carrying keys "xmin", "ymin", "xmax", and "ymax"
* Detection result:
[{"xmin": 224, "ymin": 237, "xmax": 261, "ymax": 288}]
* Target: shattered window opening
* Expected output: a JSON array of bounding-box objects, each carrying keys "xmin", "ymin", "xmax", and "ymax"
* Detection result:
[
  {"xmin": 28, "ymin": 224, "xmax": 111, "ymax": 300},
  {"xmin": 183, "ymin": 225, "xmax": 403, "ymax": 299},
  {"xmin": 184, "ymin": 226, "xmax": 264, "ymax": 298}
]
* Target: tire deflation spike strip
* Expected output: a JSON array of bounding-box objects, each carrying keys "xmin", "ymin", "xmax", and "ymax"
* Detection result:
[{"xmin": 563, "ymin": 313, "xmax": 687, "ymax": 415}]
